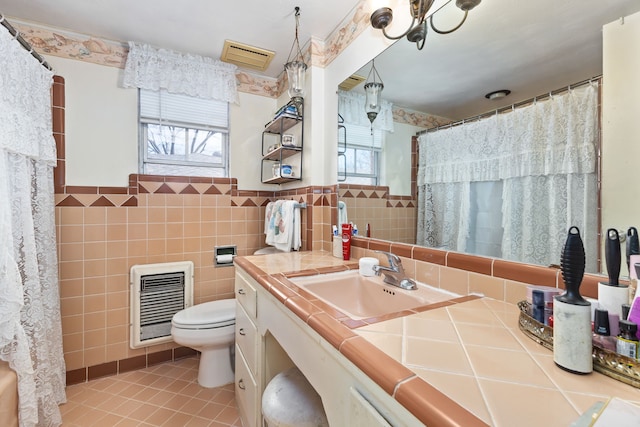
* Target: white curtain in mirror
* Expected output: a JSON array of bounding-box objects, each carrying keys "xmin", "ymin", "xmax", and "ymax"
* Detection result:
[
  {"xmin": 123, "ymin": 41, "xmax": 238, "ymax": 103},
  {"xmin": 338, "ymin": 90, "xmax": 394, "ymax": 132},
  {"xmin": 0, "ymin": 28, "xmax": 66, "ymax": 425},
  {"xmin": 417, "ymin": 83, "xmax": 598, "ymax": 271}
]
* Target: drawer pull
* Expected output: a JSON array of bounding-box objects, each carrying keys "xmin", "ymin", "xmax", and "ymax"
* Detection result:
[
  {"xmin": 238, "ymin": 379, "xmax": 246, "ymax": 390},
  {"xmin": 239, "ymin": 328, "xmax": 246, "ymax": 336},
  {"xmin": 238, "ymin": 288, "xmax": 246, "ymax": 295}
]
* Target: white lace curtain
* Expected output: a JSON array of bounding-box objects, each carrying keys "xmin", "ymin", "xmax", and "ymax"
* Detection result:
[
  {"xmin": 417, "ymin": 83, "xmax": 598, "ymax": 271},
  {"xmin": 0, "ymin": 29, "xmax": 66, "ymax": 426},
  {"xmin": 338, "ymin": 90, "xmax": 394, "ymax": 132},
  {"xmin": 123, "ymin": 41, "xmax": 238, "ymax": 103}
]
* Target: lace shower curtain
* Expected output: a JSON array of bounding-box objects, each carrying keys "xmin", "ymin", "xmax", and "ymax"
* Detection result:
[
  {"xmin": 123, "ymin": 41, "xmax": 238, "ymax": 102},
  {"xmin": 417, "ymin": 83, "xmax": 598, "ymax": 271},
  {"xmin": 0, "ymin": 30, "xmax": 66, "ymax": 426}
]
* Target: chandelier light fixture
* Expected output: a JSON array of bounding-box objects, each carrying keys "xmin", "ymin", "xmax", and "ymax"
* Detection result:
[
  {"xmin": 370, "ymin": 0, "xmax": 482, "ymax": 50},
  {"xmin": 284, "ymin": 6, "xmax": 307, "ymax": 114},
  {"xmin": 364, "ymin": 59, "xmax": 384, "ymax": 130}
]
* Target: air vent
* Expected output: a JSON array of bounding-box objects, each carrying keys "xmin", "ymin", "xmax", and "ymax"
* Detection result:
[
  {"xmin": 221, "ymin": 40, "xmax": 275, "ymax": 71},
  {"xmin": 339, "ymin": 74, "xmax": 366, "ymax": 91}
]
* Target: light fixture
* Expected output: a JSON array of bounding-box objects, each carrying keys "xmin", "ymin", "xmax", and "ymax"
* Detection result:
[
  {"xmin": 284, "ymin": 6, "xmax": 307, "ymax": 114},
  {"xmin": 485, "ymin": 89, "xmax": 511, "ymax": 100},
  {"xmin": 364, "ymin": 59, "xmax": 384, "ymax": 130},
  {"xmin": 370, "ymin": 0, "xmax": 482, "ymax": 50}
]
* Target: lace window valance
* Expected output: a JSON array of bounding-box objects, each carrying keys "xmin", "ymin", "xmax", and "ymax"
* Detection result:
[
  {"xmin": 338, "ymin": 90, "xmax": 394, "ymax": 132},
  {"xmin": 123, "ymin": 42, "xmax": 238, "ymax": 103},
  {"xmin": 418, "ymin": 84, "xmax": 598, "ymax": 185}
]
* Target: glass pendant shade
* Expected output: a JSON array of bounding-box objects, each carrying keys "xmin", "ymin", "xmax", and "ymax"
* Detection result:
[
  {"xmin": 364, "ymin": 81, "xmax": 384, "ymax": 124},
  {"xmin": 285, "ymin": 60, "xmax": 307, "ymax": 99}
]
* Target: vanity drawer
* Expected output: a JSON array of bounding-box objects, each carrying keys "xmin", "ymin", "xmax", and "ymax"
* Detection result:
[
  {"xmin": 235, "ymin": 271, "xmax": 257, "ymax": 319},
  {"xmin": 235, "ymin": 343, "xmax": 258, "ymax": 427},
  {"xmin": 236, "ymin": 303, "xmax": 258, "ymax": 375}
]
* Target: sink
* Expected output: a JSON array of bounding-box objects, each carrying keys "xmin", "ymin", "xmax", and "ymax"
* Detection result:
[{"xmin": 289, "ymin": 270, "xmax": 459, "ymax": 320}]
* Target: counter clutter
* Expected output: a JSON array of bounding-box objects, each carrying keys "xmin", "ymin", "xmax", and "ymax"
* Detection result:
[{"xmin": 235, "ymin": 251, "xmax": 640, "ymax": 427}]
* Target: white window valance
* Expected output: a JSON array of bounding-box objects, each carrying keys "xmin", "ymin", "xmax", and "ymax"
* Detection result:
[
  {"xmin": 418, "ymin": 84, "xmax": 598, "ymax": 185},
  {"xmin": 123, "ymin": 42, "xmax": 238, "ymax": 103},
  {"xmin": 338, "ymin": 90, "xmax": 394, "ymax": 132}
]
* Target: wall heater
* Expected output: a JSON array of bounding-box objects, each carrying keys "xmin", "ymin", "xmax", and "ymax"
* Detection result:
[{"xmin": 129, "ymin": 261, "xmax": 194, "ymax": 349}]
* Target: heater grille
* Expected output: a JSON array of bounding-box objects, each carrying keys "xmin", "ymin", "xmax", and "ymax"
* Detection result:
[{"xmin": 130, "ymin": 262, "xmax": 193, "ymax": 349}]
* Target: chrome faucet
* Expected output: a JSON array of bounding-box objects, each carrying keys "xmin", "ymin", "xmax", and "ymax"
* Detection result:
[{"xmin": 373, "ymin": 251, "xmax": 417, "ymax": 290}]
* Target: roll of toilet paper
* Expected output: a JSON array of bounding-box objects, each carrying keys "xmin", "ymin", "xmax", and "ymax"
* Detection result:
[
  {"xmin": 216, "ymin": 254, "xmax": 234, "ymax": 264},
  {"xmin": 359, "ymin": 257, "xmax": 379, "ymax": 277},
  {"xmin": 598, "ymin": 282, "xmax": 629, "ymax": 318}
]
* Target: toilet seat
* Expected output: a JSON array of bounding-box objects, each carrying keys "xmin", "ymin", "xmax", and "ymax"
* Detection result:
[{"xmin": 172, "ymin": 299, "xmax": 235, "ymax": 330}]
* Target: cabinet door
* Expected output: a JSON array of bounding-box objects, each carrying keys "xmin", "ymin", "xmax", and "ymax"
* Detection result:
[
  {"xmin": 349, "ymin": 387, "xmax": 393, "ymax": 427},
  {"xmin": 236, "ymin": 303, "xmax": 258, "ymax": 376},
  {"xmin": 235, "ymin": 344, "xmax": 259, "ymax": 427},
  {"xmin": 235, "ymin": 271, "xmax": 257, "ymax": 319}
]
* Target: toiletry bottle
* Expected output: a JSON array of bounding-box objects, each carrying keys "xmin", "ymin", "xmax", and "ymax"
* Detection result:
[
  {"xmin": 616, "ymin": 320, "xmax": 639, "ymax": 360},
  {"xmin": 341, "ymin": 223, "xmax": 352, "ymax": 261},
  {"xmin": 593, "ymin": 308, "xmax": 616, "ymax": 352},
  {"xmin": 531, "ymin": 290, "xmax": 545, "ymax": 324}
]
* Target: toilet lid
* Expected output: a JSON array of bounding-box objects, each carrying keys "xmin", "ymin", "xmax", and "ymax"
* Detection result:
[{"xmin": 172, "ymin": 299, "xmax": 236, "ymax": 329}]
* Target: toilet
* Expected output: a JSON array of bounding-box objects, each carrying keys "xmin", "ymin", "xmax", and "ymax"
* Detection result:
[{"xmin": 171, "ymin": 299, "xmax": 236, "ymax": 388}]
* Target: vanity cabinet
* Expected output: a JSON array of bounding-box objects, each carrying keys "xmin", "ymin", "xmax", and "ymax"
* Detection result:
[
  {"xmin": 261, "ymin": 99, "xmax": 303, "ymax": 184},
  {"xmin": 234, "ymin": 270, "xmax": 260, "ymax": 427},
  {"xmin": 233, "ymin": 266, "xmax": 424, "ymax": 427}
]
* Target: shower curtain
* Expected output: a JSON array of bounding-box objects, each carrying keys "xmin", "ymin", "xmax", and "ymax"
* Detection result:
[
  {"xmin": 417, "ymin": 83, "xmax": 598, "ymax": 272},
  {"xmin": 0, "ymin": 29, "xmax": 66, "ymax": 426}
]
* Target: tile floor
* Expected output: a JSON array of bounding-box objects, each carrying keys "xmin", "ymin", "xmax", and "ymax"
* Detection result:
[{"xmin": 61, "ymin": 357, "xmax": 243, "ymax": 426}]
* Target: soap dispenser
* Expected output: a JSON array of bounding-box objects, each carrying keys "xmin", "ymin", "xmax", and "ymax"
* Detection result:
[{"xmin": 553, "ymin": 226, "xmax": 592, "ymax": 374}]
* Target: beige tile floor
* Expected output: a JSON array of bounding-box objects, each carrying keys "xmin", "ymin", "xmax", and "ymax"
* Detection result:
[{"xmin": 61, "ymin": 357, "xmax": 242, "ymax": 426}]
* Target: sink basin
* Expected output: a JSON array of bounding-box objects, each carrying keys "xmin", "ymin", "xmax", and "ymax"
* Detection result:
[{"xmin": 289, "ymin": 270, "xmax": 458, "ymax": 320}]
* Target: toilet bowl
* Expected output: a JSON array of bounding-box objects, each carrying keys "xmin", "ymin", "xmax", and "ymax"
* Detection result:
[
  {"xmin": 171, "ymin": 299, "xmax": 236, "ymax": 388},
  {"xmin": 254, "ymin": 247, "xmax": 283, "ymax": 255}
]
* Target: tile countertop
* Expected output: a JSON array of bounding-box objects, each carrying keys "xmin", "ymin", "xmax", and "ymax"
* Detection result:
[{"xmin": 235, "ymin": 251, "xmax": 640, "ymax": 427}]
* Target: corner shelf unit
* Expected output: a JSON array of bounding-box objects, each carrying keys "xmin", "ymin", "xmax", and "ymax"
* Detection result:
[{"xmin": 261, "ymin": 99, "xmax": 303, "ymax": 184}]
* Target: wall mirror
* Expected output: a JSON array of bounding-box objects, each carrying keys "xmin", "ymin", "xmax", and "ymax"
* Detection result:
[{"xmin": 337, "ymin": 0, "xmax": 640, "ymax": 274}]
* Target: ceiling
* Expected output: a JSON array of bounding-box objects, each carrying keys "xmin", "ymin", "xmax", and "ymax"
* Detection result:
[
  {"xmin": 354, "ymin": 0, "xmax": 640, "ymax": 119},
  {"xmin": 1, "ymin": 1, "xmax": 640, "ymax": 121}
]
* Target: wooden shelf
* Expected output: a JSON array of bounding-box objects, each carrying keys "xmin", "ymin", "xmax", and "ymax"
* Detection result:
[
  {"xmin": 262, "ymin": 176, "xmax": 301, "ymax": 184},
  {"xmin": 262, "ymin": 146, "xmax": 302, "ymax": 161},
  {"xmin": 264, "ymin": 113, "xmax": 302, "ymax": 134}
]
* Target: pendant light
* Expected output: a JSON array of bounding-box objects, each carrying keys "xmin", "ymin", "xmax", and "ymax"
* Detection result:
[
  {"xmin": 364, "ymin": 59, "xmax": 384, "ymax": 131},
  {"xmin": 284, "ymin": 6, "xmax": 307, "ymax": 114}
]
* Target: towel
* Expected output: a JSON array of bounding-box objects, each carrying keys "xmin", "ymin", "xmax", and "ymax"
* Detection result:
[
  {"xmin": 338, "ymin": 200, "xmax": 348, "ymax": 226},
  {"xmin": 264, "ymin": 200, "xmax": 301, "ymax": 252}
]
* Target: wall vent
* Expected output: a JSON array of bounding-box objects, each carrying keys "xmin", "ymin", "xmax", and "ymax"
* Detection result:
[
  {"xmin": 221, "ymin": 40, "xmax": 275, "ymax": 72},
  {"xmin": 129, "ymin": 261, "xmax": 193, "ymax": 349},
  {"xmin": 339, "ymin": 74, "xmax": 366, "ymax": 91}
]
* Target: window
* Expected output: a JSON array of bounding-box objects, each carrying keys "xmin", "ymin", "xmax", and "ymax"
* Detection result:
[
  {"xmin": 139, "ymin": 89, "xmax": 229, "ymax": 177},
  {"xmin": 338, "ymin": 123, "xmax": 382, "ymax": 185}
]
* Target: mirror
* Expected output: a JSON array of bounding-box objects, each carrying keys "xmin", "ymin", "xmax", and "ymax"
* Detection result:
[{"xmin": 337, "ymin": 0, "xmax": 640, "ymax": 272}]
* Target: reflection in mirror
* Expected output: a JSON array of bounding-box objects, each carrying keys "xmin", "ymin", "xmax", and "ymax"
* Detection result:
[{"xmin": 337, "ymin": 0, "xmax": 640, "ymax": 274}]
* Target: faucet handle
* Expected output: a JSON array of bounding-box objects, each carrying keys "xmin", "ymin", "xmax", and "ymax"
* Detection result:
[{"xmin": 375, "ymin": 250, "xmax": 401, "ymax": 269}]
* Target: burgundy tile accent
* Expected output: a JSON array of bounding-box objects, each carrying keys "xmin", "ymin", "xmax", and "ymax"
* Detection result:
[
  {"xmin": 52, "ymin": 106, "xmax": 65, "ymax": 134},
  {"xmin": 90, "ymin": 196, "xmax": 116, "ymax": 207},
  {"xmin": 118, "ymin": 354, "xmax": 147, "ymax": 374},
  {"xmin": 164, "ymin": 176, "xmax": 189, "ymax": 183},
  {"xmin": 204, "ymin": 185, "xmax": 222, "ymax": 195},
  {"xmin": 447, "ymin": 252, "xmax": 492, "ymax": 275},
  {"xmin": 340, "ymin": 336, "xmax": 415, "ymax": 395},
  {"xmin": 493, "ymin": 259, "xmax": 557, "ymax": 287},
  {"xmin": 394, "ymin": 377, "xmax": 488, "ymax": 427},
  {"xmin": 413, "ymin": 246, "xmax": 446, "ymax": 265},
  {"xmin": 342, "ymin": 190, "xmax": 354, "ymax": 198},
  {"xmin": 148, "ymin": 349, "xmax": 173, "ymax": 366},
  {"xmin": 390, "ymin": 242, "xmax": 413, "ymax": 258},
  {"xmin": 179, "ymin": 184, "xmax": 199, "ymax": 194},
  {"xmin": 241, "ymin": 198, "xmax": 258, "ymax": 207},
  {"xmin": 65, "ymin": 368, "xmax": 86, "ymax": 386},
  {"xmin": 54, "ymin": 160, "xmax": 65, "ymax": 189},
  {"xmin": 341, "ymin": 318, "xmax": 368, "ymax": 329},
  {"xmin": 65, "ymin": 186, "xmax": 97, "ymax": 194},
  {"xmin": 352, "ymin": 237, "xmax": 369, "ymax": 249},
  {"xmin": 54, "ymin": 133, "xmax": 65, "ymax": 158},
  {"xmin": 189, "ymin": 176, "xmax": 214, "ymax": 184},
  {"xmin": 174, "ymin": 346, "xmax": 198, "ymax": 360},
  {"xmin": 87, "ymin": 361, "xmax": 118, "ymax": 381},
  {"xmin": 99, "ymin": 186, "xmax": 128, "ymax": 194},
  {"xmin": 356, "ymin": 191, "xmax": 367, "ymax": 198},
  {"xmin": 138, "ymin": 184, "xmax": 150, "ymax": 193},
  {"xmin": 368, "ymin": 239, "xmax": 391, "ymax": 252},
  {"xmin": 121, "ymin": 196, "xmax": 138, "ymax": 207},
  {"xmin": 155, "ymin": 183, "xmax": 175, "ymax": 194},
  {"xmin": 268, "ymin": 280, "xmax": 297, "ymax": 303},
  {"xmin": 57, "ymin": 195, "xmax": 84, "ymax": 207},
  {"xmin": 307, "ymin": 313, "xmax": 357, "ymax": 349}
]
